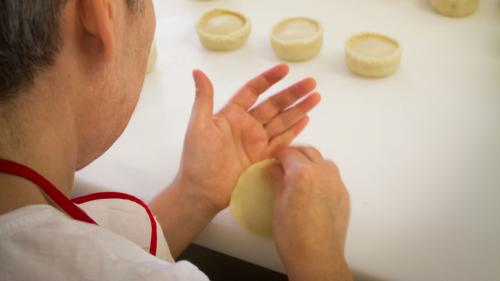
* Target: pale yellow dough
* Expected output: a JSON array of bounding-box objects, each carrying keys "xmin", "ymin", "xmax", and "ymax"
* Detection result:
[
  {"xmin": 429, "ymin": 0, "xmax": 479, "ymax": 17},
  {"xmin": 229, "ymin": 159, "xmax": 277, "ymax": 239},
  {"xmin": 345, "ymin": 32, "xmax": 401, "ymax": 78},
  {"xmin": 146, "ymin": 40, "xmax": 157, "ymax": 74},
  {"xmin": 271, "ymin": 17, "xmax": 323, "ymax": 62},
  {"xmin": 196, "ymin": 9, "xmax": 251, "ymax": 51}
]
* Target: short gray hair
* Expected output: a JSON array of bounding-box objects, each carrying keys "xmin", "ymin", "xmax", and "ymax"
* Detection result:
[{"xmin": 0, "ymin": 0, "xmax": 140, "ymax": 101}]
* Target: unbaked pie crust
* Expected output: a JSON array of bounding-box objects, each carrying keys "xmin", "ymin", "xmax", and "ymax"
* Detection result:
[
  {"xmin": 196, "ymin": 8, "xmax": 251, "ymax": 51},
  {"xmin": 345, "ymin": 32, "xmax": 402, "ymax": 78},
  {"xmin": 271, "ymin": 17, "xmax": 323, "ymax": 62},
  {"xmin": 429, "ymin": 0, "xmax": 480, "ymax": 17}
]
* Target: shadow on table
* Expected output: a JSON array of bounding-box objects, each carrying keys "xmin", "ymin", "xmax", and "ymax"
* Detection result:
[
  {"xmin": 352, "ymin": 270, "xmax": 392, "ymax": 281},
  {"xmin": 180, "ymin": 244, "xmax": 391, "ymax": 281}
]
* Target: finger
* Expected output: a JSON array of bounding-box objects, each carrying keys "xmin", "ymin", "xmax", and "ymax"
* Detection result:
[
  {"xmin": 326, "ymin": 160, "xmax": 341, "ymax": 175},
  {"xmin": 297, "ymin": 146, "xmax": 324, "ymax": 163},
  {"xmin": 265, "ymin": 93, "xmax": 321, "ymax": 138},
  {"xmin": 229, "ymin": 64, "xmax": 289, "ymax": 110},
  {"xmin": 249, "ymin": 77, "xmax": 317, "ymax": 124},
  {"xmin": 192, "ymin": 70, "xmax": 214, "ymax": 121},
  {"xmin": 268, "ymin": 116, "xmax": 309, "ymax": 154}
]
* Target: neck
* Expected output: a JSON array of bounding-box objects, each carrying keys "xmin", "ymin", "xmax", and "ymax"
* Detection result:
[{"xmin": 0, "ymin": 76, "xmax": 78, "ymax": 215}]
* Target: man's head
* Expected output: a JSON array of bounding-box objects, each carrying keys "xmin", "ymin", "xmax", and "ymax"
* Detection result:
[{"xmin": 0, "ymin": 0, "xmax": 156, "ymax": 169}]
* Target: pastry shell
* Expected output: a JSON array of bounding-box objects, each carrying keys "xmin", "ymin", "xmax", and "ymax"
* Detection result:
[
  {"xmin": 271, "ymin": 17, "xmax": 323, "ymax": 62},
  {"xmin": 345, "ymin": 32, "xmax": 401, "ymax": 78},
  {"xmin": 429, "ymin": 0, "xmax": 479, "ymax": 17},
  {"xmin": 196, "ymin": 8, "xmax": 251, "ymax": 51}
]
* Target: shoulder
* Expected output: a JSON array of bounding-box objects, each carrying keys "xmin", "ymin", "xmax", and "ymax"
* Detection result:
[{"xmin": 0, "ymin": 205, "xmax": 209, "ymax": 281}]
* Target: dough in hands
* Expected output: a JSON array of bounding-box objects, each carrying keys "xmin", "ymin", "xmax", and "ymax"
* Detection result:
[{"xmin": 229, "ymin": 159, "xmax": 277, "ymax": 239}]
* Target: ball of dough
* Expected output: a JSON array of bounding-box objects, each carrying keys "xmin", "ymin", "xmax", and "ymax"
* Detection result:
[
  {"xmin": 429, "ymin": 0, "xmax": 480, "ymax": 17},
  {"xmin": 229, "ymin": 159, "xmax": 277, "ymax": 239}
]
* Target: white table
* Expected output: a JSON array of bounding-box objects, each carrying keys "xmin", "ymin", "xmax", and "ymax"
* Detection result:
[{"xmin": 74, "ymin": 0, "xmax": 500, "ymax": 280}]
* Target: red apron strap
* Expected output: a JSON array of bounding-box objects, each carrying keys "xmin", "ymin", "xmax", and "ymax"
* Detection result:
[
  {"xmin": 72, "ymin": 192, "xmax": 158, "ymax": 256},
  {"xmin": 0, "ymin": 159, "xmax": 158, "ymax": 256},
  {"xmin": 0, "ymin": 159, "xmax": 97, "ymax": 224}
]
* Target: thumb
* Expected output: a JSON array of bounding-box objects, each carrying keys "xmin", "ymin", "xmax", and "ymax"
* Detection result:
[
  {"xmin": 272, "ymin": 147, "xmax": 309, "ymax": 171},
  {"xmin": 267, "ymin": 162, "xmax": 285, "ymax": 195},
  {"xmin": 192, "ymin": 69, "xmax": 214, "ymax": 121}
]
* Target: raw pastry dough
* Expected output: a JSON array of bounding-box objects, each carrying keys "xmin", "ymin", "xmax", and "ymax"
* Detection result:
[
  {"xmin": 196, "ymin": 9, "xmax": 251, "ymax": 51},
  {"xmin": 271, "ymin": 17, "xmax": 323, "ymax": 62},
  {"xmin": 146, "ymin": 40, "xmax": 157, "ymax": 74},
  {"xmin": 345, "ymin": 32, "xmax": 401, "ymax": 78},
  {"xmin": 429, "ymin": 0, "xmax": 479, "ymax": 17},
  {"xmin": 229, "ymin": 159, "xmax": 277, "ymax": 239}
]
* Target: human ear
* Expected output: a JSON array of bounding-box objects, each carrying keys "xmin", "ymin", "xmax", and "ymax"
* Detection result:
[{"xmin": 78, "ymin": 0, "xmax": 115, "ymax": 62}]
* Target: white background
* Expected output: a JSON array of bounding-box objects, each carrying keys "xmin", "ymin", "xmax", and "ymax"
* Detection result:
[{"xmin": 75, "ymin": 0, "xmax": 500, "ymax": 280}]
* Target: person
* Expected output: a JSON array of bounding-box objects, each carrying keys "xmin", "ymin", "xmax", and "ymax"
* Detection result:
[{"xmin": 0, "ymin": 0, "xmax": 352, "ymax": 280}]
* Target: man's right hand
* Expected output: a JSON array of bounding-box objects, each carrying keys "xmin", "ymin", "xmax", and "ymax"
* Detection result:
[{"xmin": 269, "ymin": 147, "xmax": 352, "ymax": 281}]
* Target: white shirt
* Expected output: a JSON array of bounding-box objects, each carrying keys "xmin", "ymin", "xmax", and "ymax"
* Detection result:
[
  {"xmin": 77, "ymin": 198, "xmax": 175, "ymax": 263},
  {"xmin": 0, "ymin": 205, "xmax": 210, "ymax": 281}
]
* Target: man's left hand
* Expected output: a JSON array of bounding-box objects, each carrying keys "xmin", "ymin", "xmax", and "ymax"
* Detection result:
[{"xmin": 175, "ymin": 64, "xmax": 320, "ymax": 212}]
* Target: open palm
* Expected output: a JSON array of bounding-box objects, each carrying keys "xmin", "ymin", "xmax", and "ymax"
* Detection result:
[{"xmin": 176, "ymin": 65, "xmax": 320, "ymax": 211}]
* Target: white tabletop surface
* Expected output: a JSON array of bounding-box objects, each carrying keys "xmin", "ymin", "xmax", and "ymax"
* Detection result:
[{"xmin": 74, "ymin": 0, "xmax": 500, "ymax": 280}]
